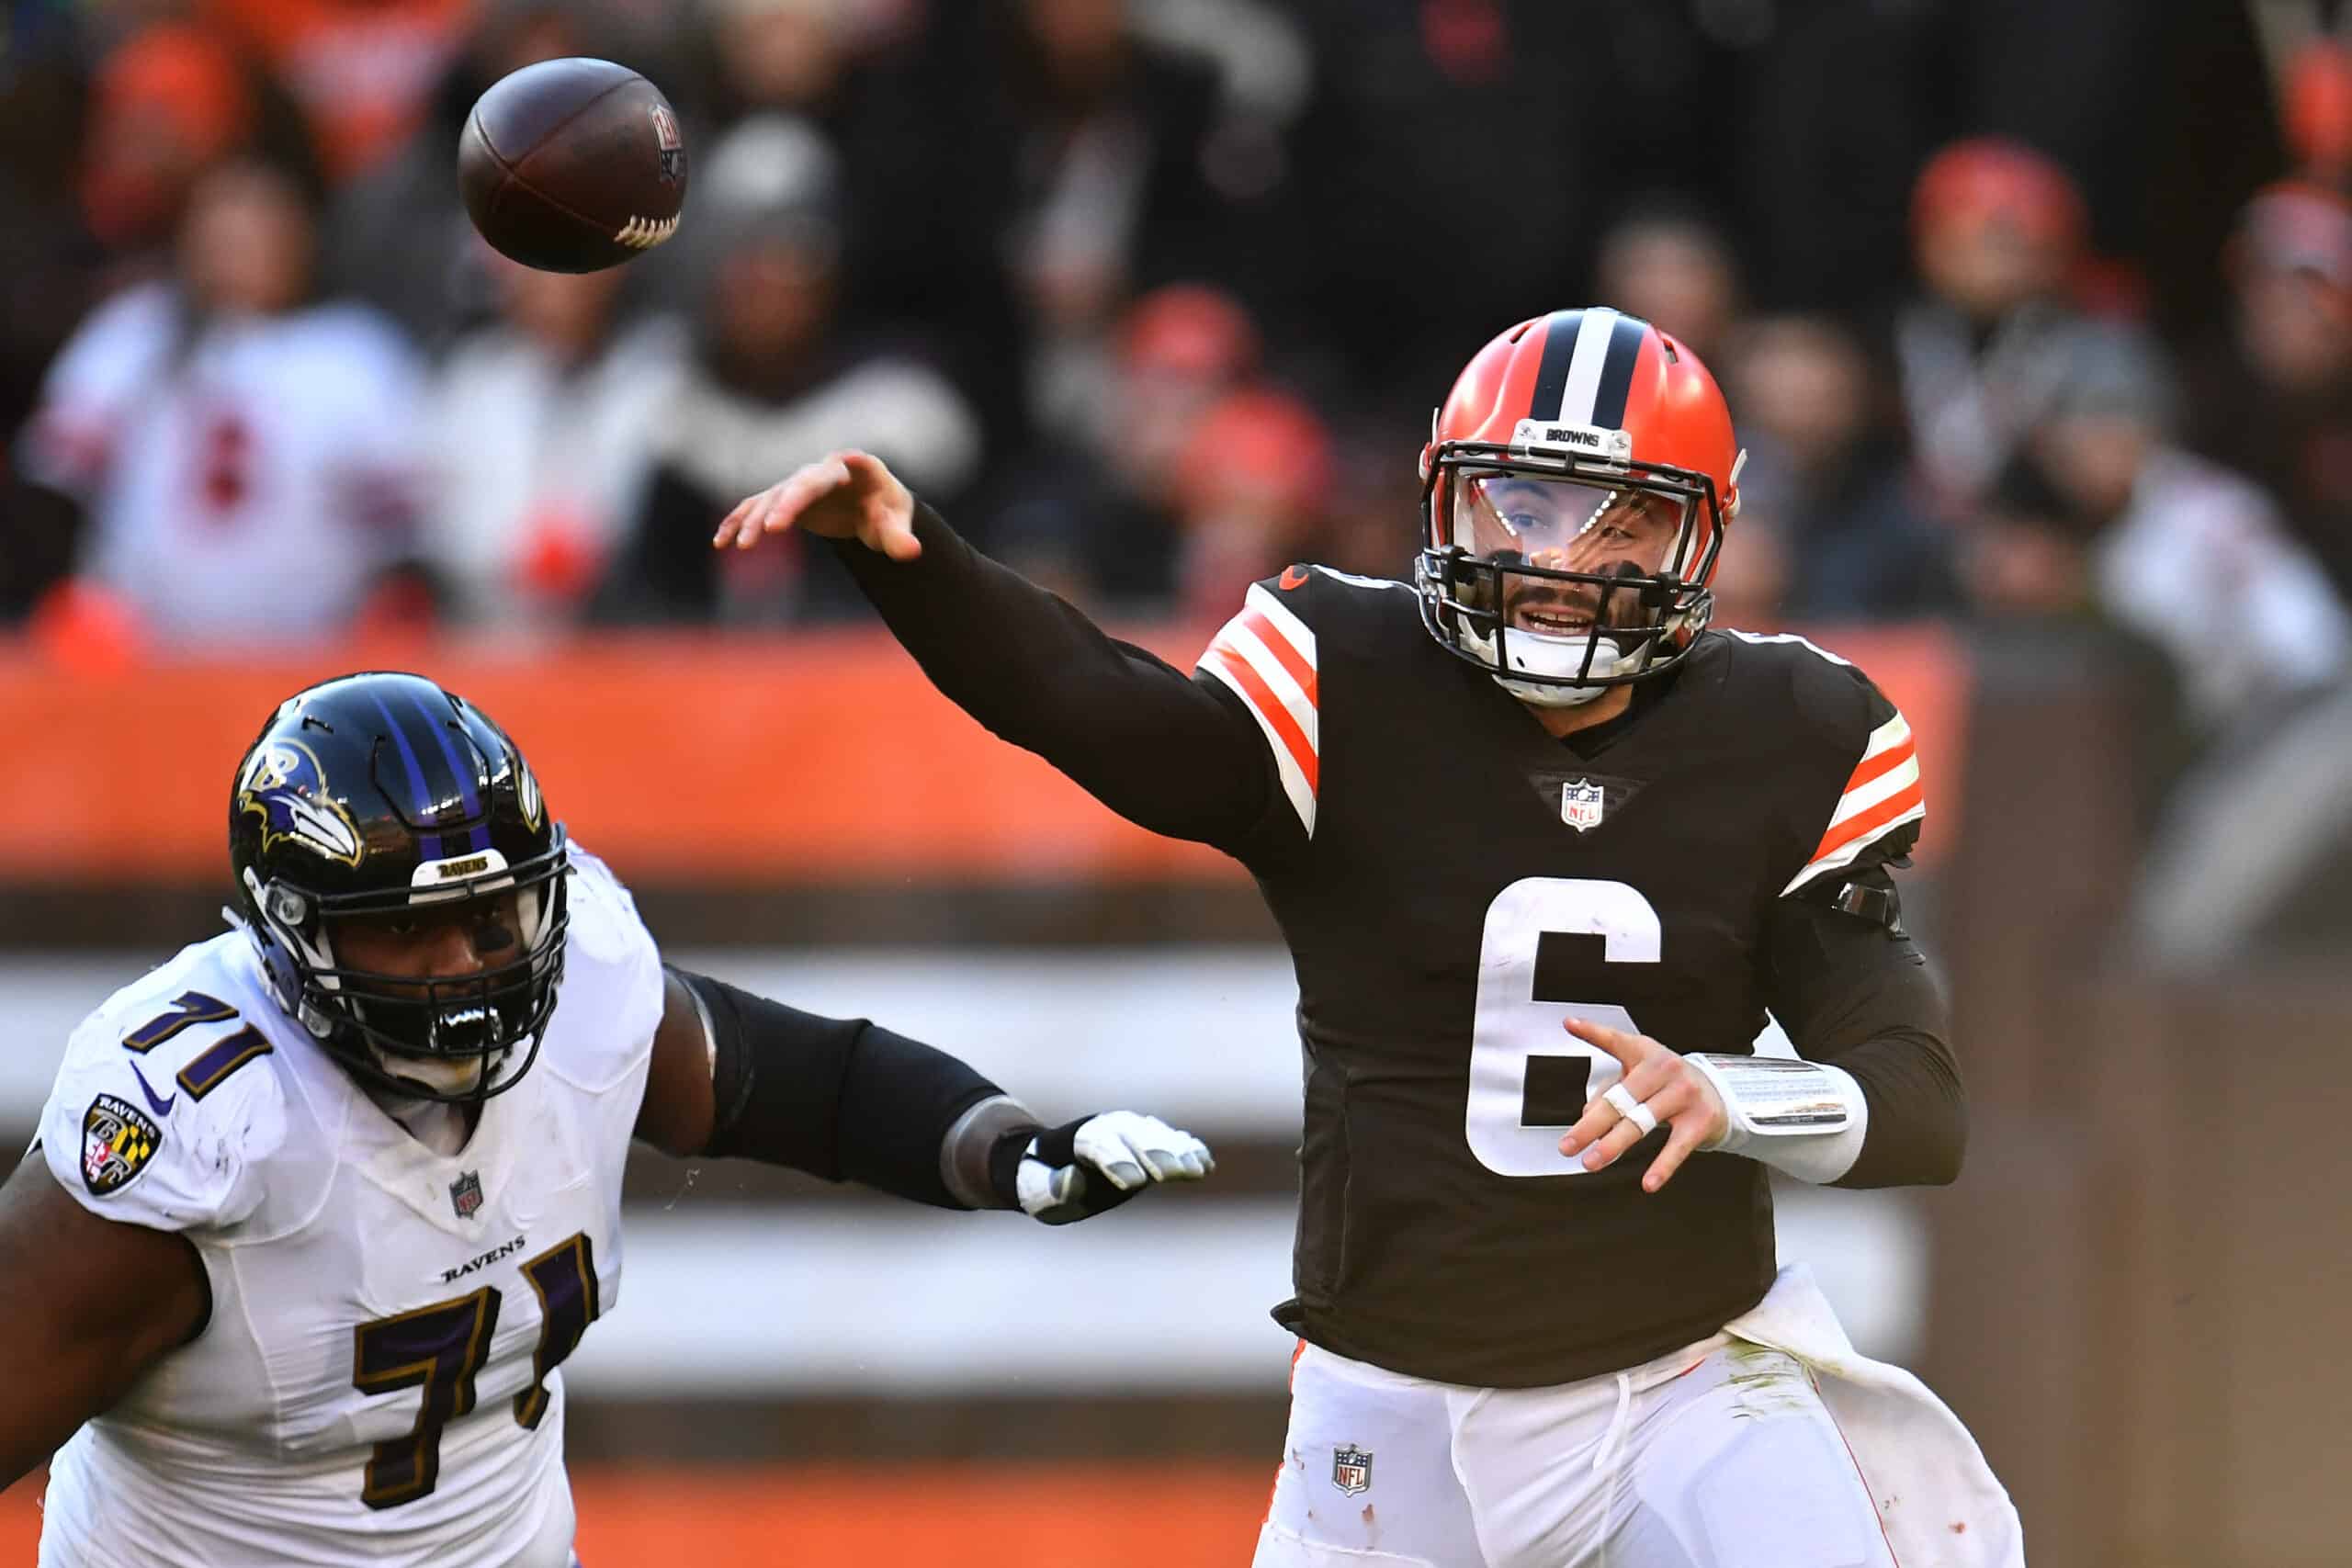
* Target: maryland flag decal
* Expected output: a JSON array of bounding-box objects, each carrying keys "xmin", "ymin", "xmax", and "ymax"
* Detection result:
[{"xmin": 82, "ymin": 1093, "xmax": 162, "ymax": 1197}]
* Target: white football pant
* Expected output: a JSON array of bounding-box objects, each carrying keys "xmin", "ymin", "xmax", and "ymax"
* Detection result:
[{"xmin": 1252, "ymin": 1334, "xmax": 1895, "ymax": 1568}]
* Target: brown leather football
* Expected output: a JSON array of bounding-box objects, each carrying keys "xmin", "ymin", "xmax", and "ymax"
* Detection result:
[{"xmin": 458, "ymin": 57, "xmax": 688, "ymax": 274}]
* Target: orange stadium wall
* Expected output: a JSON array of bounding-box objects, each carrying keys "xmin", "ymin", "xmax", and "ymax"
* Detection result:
[{"xmin": 0, "ymin": 622, "xmax": 1969, "ymax": 883}]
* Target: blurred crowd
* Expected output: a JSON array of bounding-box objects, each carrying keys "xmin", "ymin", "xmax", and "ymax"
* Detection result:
[{"xmin": 7, "ymin": 0, "xmax": 2352, "ymax": 951}]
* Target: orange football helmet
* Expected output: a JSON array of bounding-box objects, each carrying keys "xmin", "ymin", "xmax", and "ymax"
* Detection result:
[{"xmin": 1415, "ymin": 307, "xmax": 1743, "ymax": 705}]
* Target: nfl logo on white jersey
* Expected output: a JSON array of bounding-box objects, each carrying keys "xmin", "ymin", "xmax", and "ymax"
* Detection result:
[
  {"xmin": 1560, "ymin": 780, "xmax": 1606, "ymax": 832},
  {"xmin": 1331, "ymin": 1445, "xmax": 1372, "ymax": 1496}
]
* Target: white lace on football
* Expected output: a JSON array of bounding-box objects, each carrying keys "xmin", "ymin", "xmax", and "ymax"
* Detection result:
[{"xmin": 613, "ymin": 214, "xmax": 679, "ymax": 250}]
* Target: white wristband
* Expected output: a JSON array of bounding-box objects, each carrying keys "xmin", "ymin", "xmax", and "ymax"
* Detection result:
[{"xmin": 1685, "ymin": 1055, "xmax": 1869, "ymax": 1185}]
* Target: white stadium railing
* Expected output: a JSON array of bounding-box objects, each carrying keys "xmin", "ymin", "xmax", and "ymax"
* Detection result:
[{"xmin": 1, "ymin": 951, "xmax": 1926, "ymax": 1393}]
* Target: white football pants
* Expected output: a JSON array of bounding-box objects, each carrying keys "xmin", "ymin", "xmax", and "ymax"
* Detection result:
[{"xmin": 1251, "ymin": 1333, "xmax": 1895, "ymax": 1568}]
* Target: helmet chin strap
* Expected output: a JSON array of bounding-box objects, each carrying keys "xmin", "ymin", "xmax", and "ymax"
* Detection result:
[
  {"xmin": 371, "ymin": 1046, "xmax": 499, "ymax": 1098},
  {"xmin": 1458, "ymin": 614, "xmax": 1629, "ymax": 707},
  {"xmin": 1502, "ymin": 671, "xmax": 1613, "ymax": 707}
]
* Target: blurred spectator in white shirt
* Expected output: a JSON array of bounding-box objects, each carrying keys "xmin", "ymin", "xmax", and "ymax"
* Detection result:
[
  {"xmin": 2101, "ymin": 306, "xmax": 2352, "ymax": 966},
  {"xmin": 1956, "ymin": 327, "xmax": 2349, "ymax": 728},
  {"xmin": 17, "ymin": 154, "xmax": 428, "ymax": 648},
  {"xmin": 424, "ymin": 258, "xmax": 685, "ymax": 634},
  {"xmin": 2046, "ymin": 328, "xmax": 2349, "ymax": 731}
]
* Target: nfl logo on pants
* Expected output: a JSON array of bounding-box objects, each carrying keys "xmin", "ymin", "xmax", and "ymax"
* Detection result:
[{"xmin": 1331, "ymin": 1445, "xmax": 1372, "ymax": 1496}]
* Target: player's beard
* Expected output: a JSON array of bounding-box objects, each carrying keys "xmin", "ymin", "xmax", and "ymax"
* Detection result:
[{"xmin": 1502, "ymin": 560, "xmax": 1652, "ymax": 639}]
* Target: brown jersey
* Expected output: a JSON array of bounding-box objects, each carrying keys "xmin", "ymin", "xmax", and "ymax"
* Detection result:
[
  {"xmin": 834, "ymin": 509, "xmax": 1959, "ymax": 1390},
  {"xmin": 1195, "ymin": 565, "xmax": 1924, "ymax": 1386}
]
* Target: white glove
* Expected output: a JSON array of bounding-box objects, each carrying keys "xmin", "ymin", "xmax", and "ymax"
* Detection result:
[{"xmin": 1002, "ymin": 1111, "xmax": 1216, "ymax": 1224}]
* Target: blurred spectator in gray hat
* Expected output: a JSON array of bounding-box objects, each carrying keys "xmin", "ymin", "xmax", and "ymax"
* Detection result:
[
  {"xmin": 2046, "ymin": 325, "xmax": 2349, "ymax": 735},
  {"xmin": 594, "ymin": 113, "xmax": 981, "ymax": 625}
]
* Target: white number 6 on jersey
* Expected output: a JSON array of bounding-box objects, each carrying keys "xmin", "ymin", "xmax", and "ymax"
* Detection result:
[{"xmin": 1466, "ymin": 877, "xmax": 1661, "ymax": 1178}]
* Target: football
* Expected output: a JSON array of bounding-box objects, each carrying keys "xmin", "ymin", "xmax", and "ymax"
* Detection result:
[{"xmin": 458, "ymin": 57, "xmax": 688, "ymax": 274}]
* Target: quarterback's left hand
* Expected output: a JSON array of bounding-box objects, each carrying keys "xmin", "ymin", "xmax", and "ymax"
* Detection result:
[
  {"xmin": 1557, "ymin": 1017, "xmax": 1729, "ymax": 1192},
  {"xmin": 992, "ymin": 1111, "xmax": 1215, "ymax": 1224}
]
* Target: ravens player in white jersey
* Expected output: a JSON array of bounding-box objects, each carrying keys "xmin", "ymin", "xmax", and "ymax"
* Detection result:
[
  {"xmin": 0, "ymin": 671, "xmax": 1213, "ymax": 1567},
  {"xmin": 715, "ymin": 308, "xmax": 2026, "ymax": 1565}
]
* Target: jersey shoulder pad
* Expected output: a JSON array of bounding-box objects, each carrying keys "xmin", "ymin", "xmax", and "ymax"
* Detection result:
[
  {"xmin": 1710, "ymin": 628, "xmax": 1886, "ymax": 743},
  {"xmin": 541, "ymin": 840, "xmax": 667, "ymax": 1093},
  {"xmin": 1714, "ymin": 630, "xmax": 1925, "ymax": 895},
  {"xmin": 1192, "ymin": 569, "xmax": 1337, "ymax": 840},
  {"xmin": 1191, "ymin": 566, "xmax": 1416, "ymax": 845},
  {"xmin": 37, "ymin": 935, "xmax": 288, "ymax": 1234},
  {"xmin": 1192, "ymin": 563, "xmax": 1412, "ymax": 694}
]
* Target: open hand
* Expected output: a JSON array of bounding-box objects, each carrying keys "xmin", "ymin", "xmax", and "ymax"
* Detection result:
[{"xmin": 712, "ymin": 450, "xmax": 921, "ymax": 561}]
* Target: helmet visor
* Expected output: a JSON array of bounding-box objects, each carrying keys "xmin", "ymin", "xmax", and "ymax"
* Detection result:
[
  {"xmin": 1452, "ymin": 469, "xmax": 1694, "ymax": 580},
  {"xmin": 1448, "ymin": 469, "xmax": 1701, "ymax": 646}
]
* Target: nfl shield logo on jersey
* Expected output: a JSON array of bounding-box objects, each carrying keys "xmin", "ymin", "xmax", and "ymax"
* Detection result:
[
  {"xmin": 449, "ymin": 1170, "xmax": 484, "ymax": 1220},
  {"xmin": 1331, "ymin": 1445, "xmax": 1373, "ymax": 1496},
  {"xmin": 1560, "ymin": 779, "xmax": 1606, "ymax": 831}
]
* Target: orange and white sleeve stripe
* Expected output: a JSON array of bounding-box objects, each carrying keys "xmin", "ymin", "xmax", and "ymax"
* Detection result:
[
  {"xmin": 1195, "ymin": 583, "xmax": 1318, "ymax": 837},
  {"xmin": 1781, "ymin": 711, "xmax": 1925, "ymax": 895}
]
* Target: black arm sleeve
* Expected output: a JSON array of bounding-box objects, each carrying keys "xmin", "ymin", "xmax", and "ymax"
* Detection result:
[
  {"xmin": 1761, "ymin": 870, "xmax": 1967, "ymax": 1190},
  {"xmin": 679, "ymin": 968, "xmax": 1011, "ymax": 1209},
  {"xmin": 832, "ymin": 501, "xmax": 1276, "ymax": 852}
]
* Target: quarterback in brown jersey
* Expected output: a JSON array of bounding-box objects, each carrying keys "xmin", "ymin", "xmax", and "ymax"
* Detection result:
[{"xmin": 715, "ymin": 308, "xmax": 2023, "ymax": 1566}]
